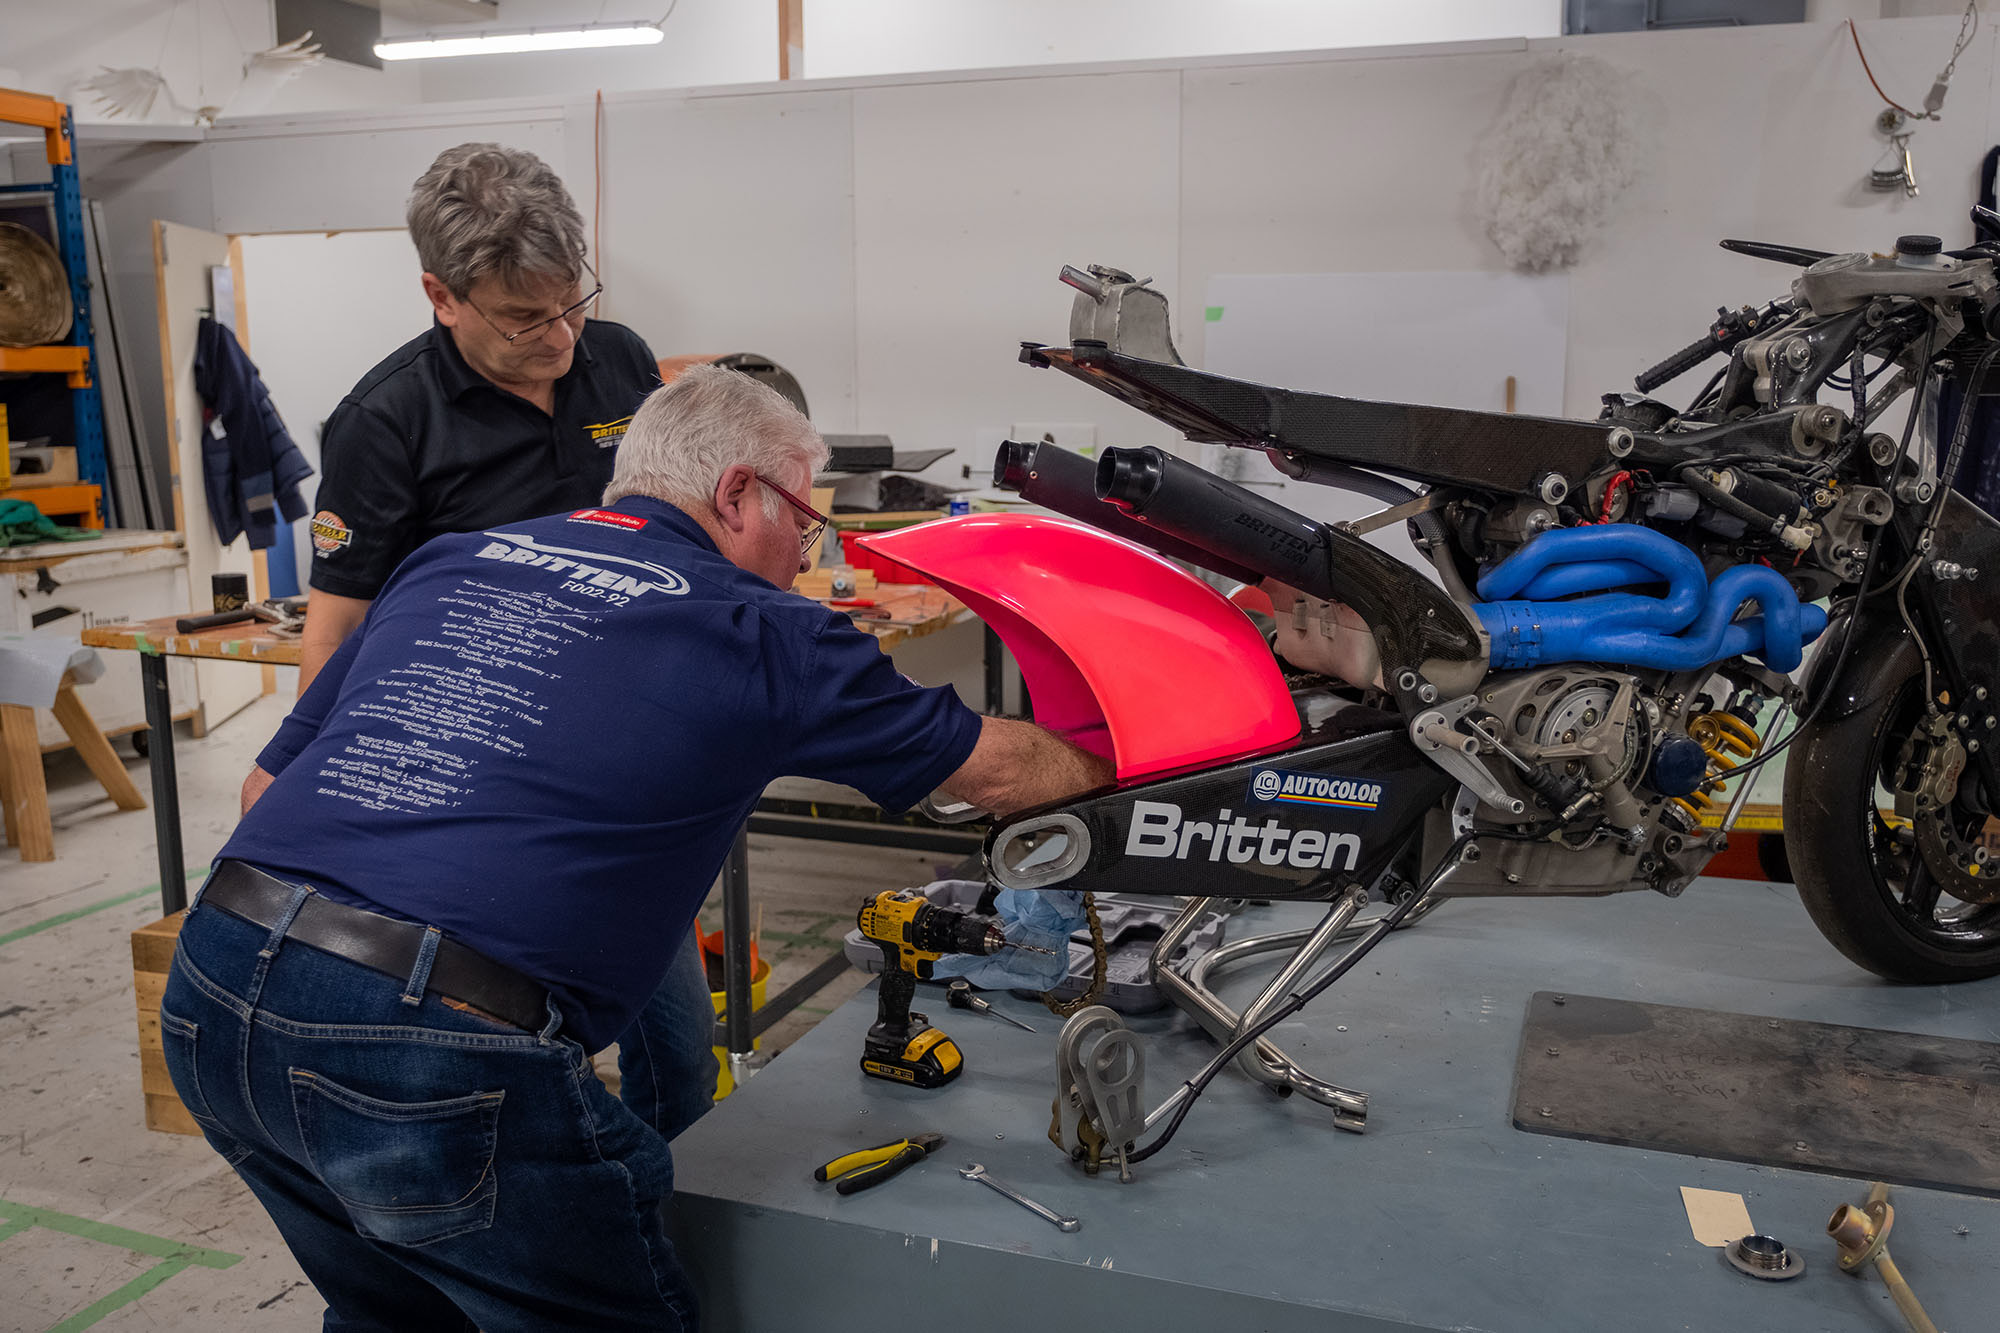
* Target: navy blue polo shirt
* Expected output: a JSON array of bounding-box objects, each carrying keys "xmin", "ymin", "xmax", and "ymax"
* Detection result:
[
  {"xmin": 222, "ymin": 497, "xmax": 983, "ymax": 1050},
  {"xmin": 307, "ymin": 318, "xmax": 659, "ymax": 600}
]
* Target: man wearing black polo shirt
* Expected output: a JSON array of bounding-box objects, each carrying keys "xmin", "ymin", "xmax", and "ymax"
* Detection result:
[
  {"xmin": 167, "ymin": 367, "xmax": 1113, "ymax": 1328},
  {"xmin": 250, "ymin": 143, "xmax": 717, "ymax": 1148}
]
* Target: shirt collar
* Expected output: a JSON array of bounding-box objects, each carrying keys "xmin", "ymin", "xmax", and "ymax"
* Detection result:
[
  {"xmin": 607, "ymin": 494, "xmax": 721, "ymax": 555},
  {"xmin": 429, "ymin": 318, "xmax": 598, "ymax": 404}
]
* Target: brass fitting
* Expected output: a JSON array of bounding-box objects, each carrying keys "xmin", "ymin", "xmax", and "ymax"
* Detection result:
[{"xmin": 1827, "ymin": 1183, "xmax": 1940, "ymax": 1333}]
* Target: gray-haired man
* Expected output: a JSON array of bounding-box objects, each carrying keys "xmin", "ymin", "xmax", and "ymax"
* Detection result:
[
  {"xmin": 249, "ymin": 142, "xmax": 718, "ymax": 1146},
  {"xmin": 176, "ymin": 367, "xmax": 1112, "ymax": 1327}
]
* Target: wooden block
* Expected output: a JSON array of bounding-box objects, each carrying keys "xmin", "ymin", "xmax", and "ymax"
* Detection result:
[
  {"xmin": 132, "ymin": 912, "xmax": 199, "ymax": 1135},
  {"xmin": 144, "ymin": 1092, "xmax": 202, "ymax": 1137},
  {"xmin": 131, "ymin": 911, "xmax": 186, "ymax": 974}
]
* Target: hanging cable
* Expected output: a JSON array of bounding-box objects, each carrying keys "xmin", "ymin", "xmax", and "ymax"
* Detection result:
[{"xmin": 1849, "ymin": 5, "xmax": 1981, "ymax": 122}]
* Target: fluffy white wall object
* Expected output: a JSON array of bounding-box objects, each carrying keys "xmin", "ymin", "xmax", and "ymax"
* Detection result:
[{"xmin": 1474, "ymin": 55, "xmax": 1647, "ymax": 272}]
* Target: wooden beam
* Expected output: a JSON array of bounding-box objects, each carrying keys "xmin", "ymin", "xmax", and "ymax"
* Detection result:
[{"xmin": 779, "ymin": 0, "xmax": 803, "ymax": 79}]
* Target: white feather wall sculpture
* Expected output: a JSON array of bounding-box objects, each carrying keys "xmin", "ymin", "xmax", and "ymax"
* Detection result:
[{"xmin": 1473, "ymin": 55, "xmax": 1649, "ymax": 273}]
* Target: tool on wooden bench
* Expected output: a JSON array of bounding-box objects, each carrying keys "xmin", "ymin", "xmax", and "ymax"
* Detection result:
[{"xmin": 175, "ymin": 596, "xmax": 307, "ymax": 637}]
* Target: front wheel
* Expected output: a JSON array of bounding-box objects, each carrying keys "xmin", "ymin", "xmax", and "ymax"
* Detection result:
[{"xmin": 1785, "ymin": 653, "xmax": 2000, "ymax": 982}]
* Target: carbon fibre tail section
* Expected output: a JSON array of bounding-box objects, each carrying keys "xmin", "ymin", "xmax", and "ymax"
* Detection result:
[
  {"xmin": 986, "ymin": 720, "xmax": 1451, "ymax": 902},
  {"xmin": 1021, "ymin": 341, "xmax": 1612, "ymax": 496},
  {"xmin": 852, "ymin": 514, "xmax": 1301, "ymax": 782}
]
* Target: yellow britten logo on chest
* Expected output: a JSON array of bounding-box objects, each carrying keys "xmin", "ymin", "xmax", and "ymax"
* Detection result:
[{"xmin": 585, "ymin": 415, "xmax": 632, "ymax": 448}]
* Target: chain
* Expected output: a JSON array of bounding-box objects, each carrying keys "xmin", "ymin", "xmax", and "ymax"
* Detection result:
[{"xmin": 1041, "ymin": 892, "xmax": 1107, "ymax": 1018}]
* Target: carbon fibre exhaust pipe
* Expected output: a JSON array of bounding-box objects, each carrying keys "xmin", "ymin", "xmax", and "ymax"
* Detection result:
[
  {"xmin": 992, "ymin": 440, "xmax": 1263, "ymax": 585},
  {"xmin": 1094, "ymin": 446, "xmax": 1336, "ymax": 599},
  {"xmin": 1093, "ymin": 446, "xmax": 1488, "ymax": 698}
]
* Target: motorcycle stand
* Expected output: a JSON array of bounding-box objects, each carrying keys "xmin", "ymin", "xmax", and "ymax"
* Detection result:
[{"xmin": 1152, "ymin": 889, "xmax": 1440, "ymax": 1133}]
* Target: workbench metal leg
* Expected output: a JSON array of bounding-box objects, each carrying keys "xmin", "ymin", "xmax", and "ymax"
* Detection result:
[
  {"xmin": 140, "ymin": 653, "xmax": 186, "ymax": 915},
  {"xmin": 721, "ymin": 827, "xmax": 755, "ymax": 1078}
]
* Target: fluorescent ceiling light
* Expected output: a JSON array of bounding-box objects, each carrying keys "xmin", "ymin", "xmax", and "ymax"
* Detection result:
[{"xmin": 375, "ymin": 23, "xmax": 664, "ymax": 60}]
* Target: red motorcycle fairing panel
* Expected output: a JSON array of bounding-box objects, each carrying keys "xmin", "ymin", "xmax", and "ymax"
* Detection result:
[{"xmin": 854, "ymin": 514, "xmax": 1301, "ymax": 782}]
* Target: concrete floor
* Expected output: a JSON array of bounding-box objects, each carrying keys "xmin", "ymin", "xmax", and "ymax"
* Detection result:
[{"xmin": 0, "ymin": 690, "xmax": 948, "ymax": 1331}]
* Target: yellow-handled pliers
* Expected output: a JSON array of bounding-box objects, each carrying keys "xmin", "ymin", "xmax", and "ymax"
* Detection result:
[{"xmin": 813, "ymin": 1133, "xmax": 945, "ymax": 1195}]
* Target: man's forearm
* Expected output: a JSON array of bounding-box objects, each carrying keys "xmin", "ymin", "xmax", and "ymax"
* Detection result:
[
  {"xmin": 940, "ymin": 716, "xmax": 1115, "ymax": 817},
  {"xmin": 297, "ymin": 591, "xmax": 372, "ymax": 694}
]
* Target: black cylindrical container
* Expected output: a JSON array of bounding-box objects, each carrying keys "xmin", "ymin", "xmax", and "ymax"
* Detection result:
[
  {"xmin": 1093, "ymin": 446, "xmax": 1334, "ymax": 598},
  {"xmin": 992, "ymin": 440, "xmax": 1264, "ymax": 585}
]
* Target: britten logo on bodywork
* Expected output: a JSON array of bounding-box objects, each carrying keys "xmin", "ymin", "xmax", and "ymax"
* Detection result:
[
  {"xmin": 310, "ymin": 511, "xmax": 352, "ymax": 553},
  {"xmin": 1124, "ymin": 800, "xmax": 1360, "ymax": 871},
  {"xmin": 1247, "ymin": 768, "xmax": 1383, "ymax": 811},
  {"xmin": 475, "ymin": 531, "xmax": 689, "ymax": 596}
]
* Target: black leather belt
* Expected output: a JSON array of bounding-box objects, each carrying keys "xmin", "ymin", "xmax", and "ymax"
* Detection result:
[{"xmin": 202, "ymin": 860, "xmax": 549, "ymax": 1032}]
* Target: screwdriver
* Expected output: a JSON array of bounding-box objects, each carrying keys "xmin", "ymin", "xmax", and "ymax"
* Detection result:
[{"xmin": 946, "ymin": 979, "xmax": 1038, "ymax": 1033}]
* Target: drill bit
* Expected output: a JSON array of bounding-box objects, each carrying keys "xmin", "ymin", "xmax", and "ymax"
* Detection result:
[
  {"xmin": 946, "ymin": 979, "xmax": 1038, "ymax": 1032},
  {"xmin": 1004, "ymin": 941, "xmax": 1059, "ymax": 956}
]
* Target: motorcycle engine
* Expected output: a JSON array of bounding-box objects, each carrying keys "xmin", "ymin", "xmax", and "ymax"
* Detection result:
[{"xmin": 1427, "ymin": 666, "xmax": 1725, "ymax": 896}]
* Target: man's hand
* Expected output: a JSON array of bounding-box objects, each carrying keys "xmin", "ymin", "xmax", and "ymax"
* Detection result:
[
  {"xmin": 938, "ymin": 716, "xmax": 1115, "ymax": 818},
  {"xmin": 241, "ymin": 764, "xmax": 275, "ymax": 815},
  {"xmin": 297, "ymin": 591, "xmax": 372, "ymax": 695}
]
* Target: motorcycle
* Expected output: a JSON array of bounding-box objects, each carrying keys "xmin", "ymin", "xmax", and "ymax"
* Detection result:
[{"xmin": 853, "ymin": 218, "xmax": 2000, "ymax": 1168}]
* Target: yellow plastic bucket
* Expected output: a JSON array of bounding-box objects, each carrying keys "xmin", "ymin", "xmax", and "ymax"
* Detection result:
[{"xmin": 709, "ymin": 958, "xmax": 770, "ymax": 1101}]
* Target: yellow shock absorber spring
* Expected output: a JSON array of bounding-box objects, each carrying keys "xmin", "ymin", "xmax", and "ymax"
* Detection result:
[{"xmin": 1670, "ymin": 711, "xmax": 1762, "ymax": 824}]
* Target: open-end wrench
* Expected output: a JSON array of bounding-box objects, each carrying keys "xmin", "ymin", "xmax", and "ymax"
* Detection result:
[{"xmin": 958, "ymin": 1162, "xmax": 1080, "ymax": 1233}]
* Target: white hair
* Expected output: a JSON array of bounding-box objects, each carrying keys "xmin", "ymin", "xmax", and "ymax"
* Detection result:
[{"xmin": 604, "ymin": 364, "xmax": 829, "ymax": 516}]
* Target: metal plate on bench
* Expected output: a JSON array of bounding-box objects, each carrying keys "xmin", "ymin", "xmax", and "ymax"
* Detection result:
[{"xmin": 1512, "ymin": 991, "xmax": 2000, "ymax": 1197}]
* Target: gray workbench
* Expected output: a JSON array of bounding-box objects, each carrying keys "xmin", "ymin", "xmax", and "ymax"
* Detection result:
[{"xmin": 669, "ymin": 878, "xmax": 2000, "ymax": 1331}]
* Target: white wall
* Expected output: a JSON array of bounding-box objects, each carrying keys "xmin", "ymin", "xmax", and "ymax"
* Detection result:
[
  {"xmin": 807, "ymin": 0, "xmax": 1561, "ymax": 79},
  {"xmin": 237, "ymin": 229, "xmax": 433, "ymax": 577},
  {"xmin": 200, "ymin": 16, "xmax": 2000, "ymax": 506}
]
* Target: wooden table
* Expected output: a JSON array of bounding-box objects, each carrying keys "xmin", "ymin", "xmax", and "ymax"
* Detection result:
[{"xmin": 81, "ymin": 617, "xmax": 299, "ymax": 913}]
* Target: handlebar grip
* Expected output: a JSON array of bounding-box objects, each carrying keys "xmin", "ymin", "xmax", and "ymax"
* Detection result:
[{"xmin": 1635, "ymin": 333, "xmax": 1726, "ymax": 394}]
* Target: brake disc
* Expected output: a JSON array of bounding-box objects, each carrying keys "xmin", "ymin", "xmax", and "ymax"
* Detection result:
[
  {"xmin": 1894, "ymin": 725, "xmax": 2000, "ymax": 904},
  {"xmin": 1915, "ymin": 808, "xmax": 2000, "ymax": 904}
]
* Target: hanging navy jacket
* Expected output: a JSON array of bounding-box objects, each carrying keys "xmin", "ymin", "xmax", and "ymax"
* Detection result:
[{"xmin": 194, "ymin": 316, "xmax": 314, "ymax": 550}]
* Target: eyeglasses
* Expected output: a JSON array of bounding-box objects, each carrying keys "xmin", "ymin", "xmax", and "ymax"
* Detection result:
[
  {"xmin": 757, "ymin": 474, "xmax": 829, "ymax": 554},
  {"xmin": 465, "ymin": 261, "xmax": 603, "ymax": 344}
]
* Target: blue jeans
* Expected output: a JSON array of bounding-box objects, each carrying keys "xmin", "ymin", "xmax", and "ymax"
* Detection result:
[
  {"xmin": 616, "ymin": 931, "xmax": 718, "ymax": 1142},
  {"xmin": 161, "ymin": 887, "xmax": 698, "ymax": 1332}
]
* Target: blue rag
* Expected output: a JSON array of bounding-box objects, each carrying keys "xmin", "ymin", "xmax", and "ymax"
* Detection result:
[{"xmin": 931, "ymin": 886, "xmax": 1085, "ymax": 991}]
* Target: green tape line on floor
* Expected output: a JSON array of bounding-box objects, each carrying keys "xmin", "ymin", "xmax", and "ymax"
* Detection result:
[
  {"xmin": 0, "ymin": 866, "xmax": 207, "ymax": 949},
  {"xmin": 44, "ymin": 1259, "xmax": 193, "ymax": 1333},
  {"xmin": 0, "ymin": 1196, "xmax": 240, "ymax": 1333},
  {"xmin": 0, "ymin": 1197, "xmax": 241, "ymax": 1266}
]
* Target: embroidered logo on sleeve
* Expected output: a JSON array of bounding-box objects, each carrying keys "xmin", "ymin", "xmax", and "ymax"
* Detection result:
[
  {"xmin": 567, "ymin": 508, "xmax": 647, "ymax": 531},
  {"xmin": 584, "ymin": 415, "xmax": 633, "ymax": 448},
  {"xmin": 310, "ymin": 511, "xmax": 353, "ymax": 554}
]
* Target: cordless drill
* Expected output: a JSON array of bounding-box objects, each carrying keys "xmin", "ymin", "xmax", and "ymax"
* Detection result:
[{"xmin": 855, "ymin": 889, "xmax": 1011, "ymax": 1089}]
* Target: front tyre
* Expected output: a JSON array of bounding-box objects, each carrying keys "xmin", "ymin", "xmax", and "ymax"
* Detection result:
[{"xmin": 1785, "ymin": 654, "xmax": 2000, "ymax": 982}]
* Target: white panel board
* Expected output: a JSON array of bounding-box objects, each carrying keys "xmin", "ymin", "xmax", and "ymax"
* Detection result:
[
  {"xmin": 596, "ymin": 89, "xmax": 859, "ymax": 429},
  {"xmin": 154, "ymin": 219, "xmax": 261, "ymax": 731},
  {"xmin": 852, "ymin": 70, "xmax": 1183, "ymax": 483},
  {"xmin": 1177, "ymin": 50, "xmax": 1536, "ymax": 374},
  {"xmin": 1203, "ymin": 270, "xmax": 1568, "ymax": 415},
  {"xmin": 236, "ymin": 230, "xmax": 435, "ymax": 583},
  {"xmin": 1200, "ymin": 269, "xmax": 1567, "ymax": 569},
  {"xmin": 209, "ymin": 113, "xmax": 568, "ymax": 234}
]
